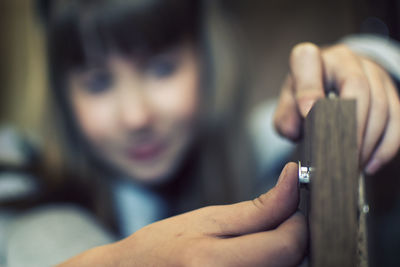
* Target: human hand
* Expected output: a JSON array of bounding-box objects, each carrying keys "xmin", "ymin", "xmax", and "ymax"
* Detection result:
[
  {"xmin": 274, "ymin": 43, "xmax": 400, "ymax": 175},
  {"xmin": 60, "ymin": 163, "xmax": 306, "ymax": 267}
]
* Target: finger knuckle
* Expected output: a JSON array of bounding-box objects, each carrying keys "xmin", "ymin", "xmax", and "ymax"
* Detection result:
[
  {"xmin": 337, "ymin": 44, "xmax": 353, "ymax": 55},
  {"xmin": 342, "ymin": 75, "xmax": 370, "ymax": 95},
  {"xmin": 252, "ymin": 194, "xmax": 267, "ymax": 211},
  {"xmin": 326, "ymin": 44, "xmax": 353, "ymax": 56},
  {"xmin": 322, "ymin": 44, "xmax": 356, "ymax": 67}
]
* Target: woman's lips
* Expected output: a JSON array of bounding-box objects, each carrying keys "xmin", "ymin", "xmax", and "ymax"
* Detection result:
[{"xmin": 125, "ymin": 141, "xmax": 166, "ymax": 162}]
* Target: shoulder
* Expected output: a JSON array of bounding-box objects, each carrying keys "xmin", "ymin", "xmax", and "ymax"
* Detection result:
[{"xmin": 5, "ymin": 204, "xmax": 115, "ymax": 267}]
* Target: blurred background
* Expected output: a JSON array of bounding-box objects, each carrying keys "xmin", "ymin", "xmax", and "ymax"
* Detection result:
[{"xmin": 0, "ymin": 0, "xmax": 399, "ymax": 266}]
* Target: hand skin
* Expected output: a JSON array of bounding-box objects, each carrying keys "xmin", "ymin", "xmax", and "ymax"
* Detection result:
[
  {"xmin": 58, "ymin": 163, "xmax": 306, "ymax": 267},
  {"xmin": 274, "ymin": 43, "xmax": 400, "ymax": 175}
]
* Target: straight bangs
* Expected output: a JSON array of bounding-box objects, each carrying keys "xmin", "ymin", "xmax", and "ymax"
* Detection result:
[{"xmin": 46, "ymin": 0, "xmax": 200, "ymax": 72}]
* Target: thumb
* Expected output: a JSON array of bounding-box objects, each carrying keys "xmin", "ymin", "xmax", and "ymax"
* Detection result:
[
  {"xmin": 204, "ymin": 162, "xmax": 300, "ymax": 236},
  {"xmin": 290, "ymin": 42, "xmax": 325, "ymax": 117}
]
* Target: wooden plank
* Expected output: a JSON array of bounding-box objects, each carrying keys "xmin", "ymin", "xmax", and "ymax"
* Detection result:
[{"xmin": 299, "ymin": 98, "xmax": 359, "ymax": 267}]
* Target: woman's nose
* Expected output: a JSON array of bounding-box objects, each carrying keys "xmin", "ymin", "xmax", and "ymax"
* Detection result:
[{"xmin": 118, "ymin": 87, "xmax": 153, "ymax": 131}]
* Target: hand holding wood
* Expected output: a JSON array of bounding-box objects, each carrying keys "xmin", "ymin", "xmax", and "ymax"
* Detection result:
[
  {"xmin": 59, "ymin": 163, "xmax": 306, "ymax": 267},
  {"xmin": 274, "ymin": 43, "xmax": 400, "ymax": 174}
]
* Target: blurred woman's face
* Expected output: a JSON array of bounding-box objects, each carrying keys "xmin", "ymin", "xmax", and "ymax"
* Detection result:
[{"xmin": 68, "ymin": 42, "xmax": 200, "ymax": 183}]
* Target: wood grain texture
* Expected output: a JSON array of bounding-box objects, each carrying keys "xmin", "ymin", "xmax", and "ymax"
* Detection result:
[{"xmin": 300, "ymin": 98, "xmax": 359, "ymax": 267}]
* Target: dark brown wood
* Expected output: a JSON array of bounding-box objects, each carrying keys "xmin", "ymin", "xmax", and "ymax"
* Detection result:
[{"xmin": 299, "ymin": 98, "xmax": 359, "ymax": 267}]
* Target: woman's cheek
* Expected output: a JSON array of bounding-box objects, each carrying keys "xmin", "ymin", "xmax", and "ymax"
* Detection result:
[
  {"xmin": 70, "ymin": 91, "xmax": 119, "ymax": 143},
  {"xmin": 149, "ymin": 65, "xmax": 200, "ymax": 120},
  {"xmin": 151, "ymin": 85, "xmax": 198, "ymax": 121}
]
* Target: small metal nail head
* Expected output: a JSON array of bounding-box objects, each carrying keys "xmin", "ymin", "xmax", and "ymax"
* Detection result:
[{"xmin": 298, "ymin": 161, "xmax": 313, "ymax": 184}]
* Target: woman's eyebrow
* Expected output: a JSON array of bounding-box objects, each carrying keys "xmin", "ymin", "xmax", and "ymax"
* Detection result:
[
  {"xmin": 68, "ymin": 65, "xmax": 109, "ymax": 80},
  {"xmin": 74, "ymin": 59, "xmax": 110, "ymax": 73}
]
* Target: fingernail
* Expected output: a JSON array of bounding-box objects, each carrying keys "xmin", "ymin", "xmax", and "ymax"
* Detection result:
[
  {"xmin": 300, "ymin": 100, "xmax": 315, "ymax": 117},
  {"xmin": 365, "ymin": 158, "xmax": 380, "ymax": 175}
]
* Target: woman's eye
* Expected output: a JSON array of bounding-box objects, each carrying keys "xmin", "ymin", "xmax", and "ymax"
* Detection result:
[
  {"xmin": 146, "ymin": 56, "xmax": 179, "ymax": 79},
  {"xmin": 83, "ymin": 71, "xmax": 113, "ymax": 94}
]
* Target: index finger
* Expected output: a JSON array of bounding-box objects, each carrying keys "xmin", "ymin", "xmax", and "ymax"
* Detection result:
[
  {"xmin": 217, "ymin": 212, "xmax": 307, "ymax": 267},
  {"xmin": 322, "ymin": 45, "xmax": 371, "ymax": 150}
]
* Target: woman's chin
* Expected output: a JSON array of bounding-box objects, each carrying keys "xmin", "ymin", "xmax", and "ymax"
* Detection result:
[{"xmin": 123, "ymin": 162, "xmax": 177, "ymax": 185}]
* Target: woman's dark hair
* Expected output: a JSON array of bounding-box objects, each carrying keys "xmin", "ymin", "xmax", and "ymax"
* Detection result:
[{"xmin": 38, "ymin": 0, "xmax": 201, "ymax": 73}]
